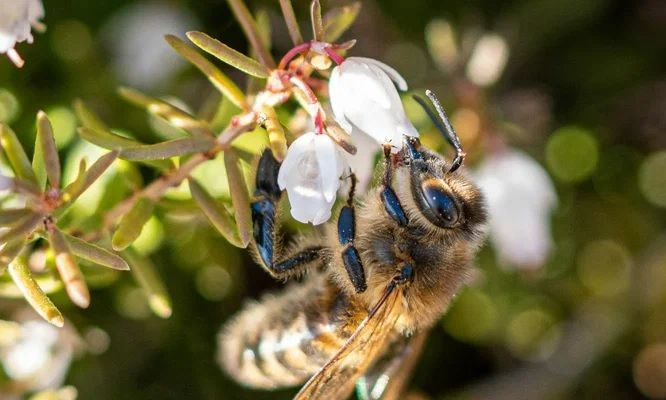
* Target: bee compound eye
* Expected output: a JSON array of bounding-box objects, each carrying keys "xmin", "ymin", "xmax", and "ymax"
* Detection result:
[{"xmin": 417, "ymin": 180, "xmax": 460, "ymax": 228}]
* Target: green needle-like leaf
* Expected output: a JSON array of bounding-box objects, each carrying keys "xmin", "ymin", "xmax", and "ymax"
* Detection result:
[
  {"xmin": 225, "ymin": 0, "xmax": 275, "ymax": 68},
  {"xmin": 310, "ymin": 0, "xmax": 324, "ymax": 41},
  {"xmin": 62, "ymin": 150, "xmax": 118, "ymax": 205},
  {"xmin": 118, "ymin": 87, "xmax": 214, "ymax": 137},
  {"xmin": 73, "ymin": 99, "xmax": 109, "ymax": 132},
  {"xmin": 0, "ymin": 208, "xmax": 32, "ymax": 226},
  {"xmin": 112, "ymin": 197, "xmax": 155, "ymax": 251},
  {"xmin": 36, "ymin": 111, "xmax": 61, "ymax": 189},
  {"xmin": 165, "ymin": 35, "xmax": 246, "ymax": 109},
  {"xmin": 279, "ymin": 0, "xmax": 303, "ymax": 45},
  {"xmin": 77, "ymin": 127, "xmax": 174, "ymax": 171},
  {"xmin": 0, "ymin": 124, "xmax": 38, "ymax": 183},
  {"xmin": 188, "ymin": 178, "xmax": 244, "ymax": 248},
  {"xmin": 64, "ymin": 233, "xmax": 130, "ymax": 271},
  {"xmin": 125, "ymin": 249, "xmax": 172, "ymax": 318},
  {"xmin": 0, "ymin": 239, "xmax": 25, "ymax": 274},
  {"xmin": 187, "ymin": 31, "xmax": 271, "ymax": 78},
  {"xmin": 323, "ymin": 2, "xmax": 361, "ymax": 42},
  {"xmin": 119, "ymin": 136, "xmax": 216, "ymax": 161},
  {"xmin": 7, "ymin": 255, "xmax": 64, "ymax": 327},
  {"xmin": 48, "ymin": 226, "xmax": 90, "ymax": 308},
  {"xmin": 224, "ymin": 150, "xmax": 252, "ymax": 247},
  {"xmin": 0, "ymin": 212, "xmax": 43, "ymax": 245}
]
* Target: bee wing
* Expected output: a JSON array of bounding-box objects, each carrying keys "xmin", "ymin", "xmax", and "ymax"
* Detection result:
[
  {"xmin": 293, "ymin": 283, "xmax": 403, "ymax": 400},
  {"xmin": 355, "ymin": 330, "xmax": 429, "ymax": 400}
]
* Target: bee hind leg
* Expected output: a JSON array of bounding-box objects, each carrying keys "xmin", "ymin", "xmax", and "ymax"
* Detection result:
[
  {"xmin": 251, "ymin": 150, "xmax": 324, "ymax": 279},
  {"xmin": 338, "ymin": 173, "xmax": 367, "ymax": 293}
]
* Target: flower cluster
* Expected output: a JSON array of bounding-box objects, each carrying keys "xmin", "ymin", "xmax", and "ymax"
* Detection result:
[
  {"xmin": 279, "ymin": 56, "xmax": 418, "ymax": 224},
  {"xmin": 0, "ymin": 0, "xmax": 44, "ymax": 67}
]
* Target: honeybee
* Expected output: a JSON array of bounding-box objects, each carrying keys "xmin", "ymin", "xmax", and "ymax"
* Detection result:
[{"xmin": 218, "ymin": 91, "xmax": 487, "ymax": 400}]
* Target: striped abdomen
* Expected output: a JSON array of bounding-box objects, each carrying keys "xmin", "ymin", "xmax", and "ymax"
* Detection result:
[{"xmin": 218, "ymin": 273, "xmax": 364, "ymax": 389}]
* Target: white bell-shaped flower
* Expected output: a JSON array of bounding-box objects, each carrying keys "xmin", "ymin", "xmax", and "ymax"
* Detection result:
[
  {"xmin": 329, "ymin": 57, "xmax": 418, "ymax": 148},
  {"xmin": 0, "ymin": 0, "xmax": 44, "ymax": 67},
  {"xmin": 278, "ymin": 132, "xmax": 346, "ymax": 225},
  {"xmin": 474, "ymin": 149, "xmax": 557, "ymax": 270}
]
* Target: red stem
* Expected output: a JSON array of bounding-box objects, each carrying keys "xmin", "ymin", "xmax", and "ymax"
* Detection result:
[
  {"xmin": 324, "ymin": 47, "xmax": 345, "ymax": 65},
  {"xmin": 278, "ymin": 42, "xmax": 312, "ymax": 70}
]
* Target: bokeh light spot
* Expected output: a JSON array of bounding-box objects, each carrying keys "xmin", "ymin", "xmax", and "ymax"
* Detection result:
[
  {"xmin": 633, "ymin": 343, "xmax": 666, "ymax": 399},
  {"xmin": 132, "ymin": 216, "xmax": 164, "ymax": 256},
  {"xmin": 505, "ymin": 308, "xmax": 560, "ymax": 361},
  {"xmin": 195, "ymin": 265, "xmax": 232, "ymax": 301},
  {"xmin": 115, "ymin": 286, "xmax": 151, "ymax": 320},
  {"xmin": 639, "ymin": 151, "xmax": 666, "ymax": 208},
  {"xmin": 52, "ymin": 20, "xmax": 93, "ymax": 62},
  {"xmin": 0, "ymin": 89, "xmax": 20, "ymax": 124},
  {"xmin": 546, "ymin": 126, "xmax": 598, "ymax": 182},
  {"xmin": 443, "ymin": 288, "xmax": 497, "ymax": 342},
  {"xmin": 577, "ymin": 240, "xmax": 631, "ymax": 297}
]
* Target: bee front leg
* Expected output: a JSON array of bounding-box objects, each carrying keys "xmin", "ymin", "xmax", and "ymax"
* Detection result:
[
  {"xmin": 338, "ymin": 173, "xmax": 367, "ymax": 293},
  {"xmin": 380, "ymin": 144, "xmax": 408, "ymax": 227},
  {"xmin": 251, "ymin": 150, "xmax": 324, "ymax": 279}
]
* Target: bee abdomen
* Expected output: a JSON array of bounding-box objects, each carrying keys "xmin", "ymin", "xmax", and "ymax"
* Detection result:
[{"xmin": 218, "ymin": 277, "xmax": 349, "ymax": 389}]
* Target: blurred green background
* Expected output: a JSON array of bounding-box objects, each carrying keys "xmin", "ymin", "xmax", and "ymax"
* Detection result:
[{"xmin": 1, "ymin": 0, "xmax": 666, "ymax": 399}]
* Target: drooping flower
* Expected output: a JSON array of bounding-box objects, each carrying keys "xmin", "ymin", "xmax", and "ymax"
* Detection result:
[
  {"xmin": 329, "ymin": 57, "xmax": 418, "ymax": 149},
  {"xmin": 474, "ymin": 149, "xmax": 558, "ymax": 270},
  {"xmin": 278, "ymin": 132, "xmax": 347, "ymax": 225},
  {"xmin": 0, "ymin": 0, "xmax": 44, "ymax": 67}
]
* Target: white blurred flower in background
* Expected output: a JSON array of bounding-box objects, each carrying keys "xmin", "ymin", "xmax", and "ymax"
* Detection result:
[
  {"xmin": 0, "ymin": 0, "xmax": 44, "ymax": 67},
  {"xmin": 474, "ymin": 149, "xmax": 558, "ymax": 269},
  {"xmin": 278, "ymin": 132, "xmax": 347, "ymax": 225},
  {"xmin": 103, "ymin": 1, "xmax": 197, "ymax": 90},
  {"xmin": 0, "ymin": 311, "xmax": 82, "ymax": 395},
  {"xmin": 329, "ymin": 57, "xmax": 418, "ymax": 149},
  {"xmin": 465, "ymin": 33, "xmax": 510, "ymax": 87}
]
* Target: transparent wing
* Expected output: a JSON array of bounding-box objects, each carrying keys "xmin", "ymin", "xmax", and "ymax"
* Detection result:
[
  {"xmin": 355, "ymin": 330, "xmax": 429, "ymax": 400},
  {"xmin": 293, "ymin": 283, "xmax": 403, "ymax": 400}
]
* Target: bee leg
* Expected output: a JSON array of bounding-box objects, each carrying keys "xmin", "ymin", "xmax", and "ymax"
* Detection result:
[
  {"xmin": 380, "ymin": 144, "xmax": 409, "ymax": 226},
  {"xmin": 251, "ymin": 150, "xmax": 323, "ymax": 278},
  {"xmin": 338, "ymin": 173, "xmax": 367, "ymax": 293}
]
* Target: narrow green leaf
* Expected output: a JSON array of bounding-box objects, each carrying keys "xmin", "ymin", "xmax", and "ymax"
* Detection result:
[
  {"xmin": 36, "ymin": 111, "xmax": 61, "ymax": 188},
  {"xmin": 224, "ymin": 150, "xmax": 252, "ymax": 247},
  {"xmin": 119, "ymin": 136, "xmax": 215, "ymax": 161},
  {"xmin": 63, "ymin": 150, "xmax": 118, "ymax": 205},
  {"xmin": 188, "ymin": 178, "xmax": 244, "ymax": 248},
  {"xmin": 48, "ymin": 225, "xmax": 90, "ymax": 308},
  {"xmin": 7, "ymin": 255, "xmax": 64, "ymax": 327},
  {"xmin": 73, "ymin": 99, "xmax": 109, "ymax": 131},
  {"xmin": 187, "ymin": 31, "xmax": 271, "ymax": 78},
  {"xmin": 261, "ymin": 105, "xmax": 288, "ymax": 161},
  {"xmin": 0, "ymin": 239, "xmax": 25, "ymax": 273},
  {"xmin": 323, "ymin": 2, "xmax": 361, "ymax": 42},
  {"xmin": 0, "ymin": 212, "xmax": 43, "ymax": 245},
  {"xmin": 279, "ymin": 0, "xmax": 303, "ymax": 45},
  {"xmin": 112, "ymin": 197, "xmax": 155, "ymax": 251},
  {"xmin": 118, "ymin": 87, "xmax": 214, "ymax": 137},
  {"xmin": 0, "ymin": 175, "xmax": 42, "ymax": 198},
  {"xmin": 165, "ymin": 35, "xmax": 246, "ymax": 109},
  {"xmin": 310, "ymin": 0, "xmax": 324, "ymax": 41},
  {"xmin": 0, "ymin": 124, "xmax": 38, "ymax": 183},
  {"xmin": 0, "ymin": 208, "xmax": 31, "ymax": 226},
  {"xmin": 64, "ymin": 233, "xmax": 130, "ymax": 271},
  {"xmin": 78, "ymin": 127, "xmax": 174, "ymax": 171},
  {"xmin": 61, "ymin": 158, "xmax": 87, "ymax": 203},
  {"xmin": 125, "ymin": 249, "xmax": 172, "ymax": 318},
  {"xmin": 0, "ymin": 272, "xmax": 62, "ymax": 298},
  {"xmin": 225, "ymin": 0, "xmax": 276, "ymax": 68},
  {"xmin": 32, "ymin": 129, "xmax": 47, "ymax": 190}
]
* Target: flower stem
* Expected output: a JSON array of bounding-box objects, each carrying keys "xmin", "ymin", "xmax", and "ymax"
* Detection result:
[
  {"xmin": 279, "ymin": 42, "xmax": 312, "ymax": 70},
  {"xmin": 325, "ymin": 47, "xmax": 345, "ymax": 65}
]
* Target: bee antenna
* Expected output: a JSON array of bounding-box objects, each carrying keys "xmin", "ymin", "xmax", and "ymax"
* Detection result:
[{"xmin": 412, "ymin": 90, "xmax": 466, "ymax": 173}]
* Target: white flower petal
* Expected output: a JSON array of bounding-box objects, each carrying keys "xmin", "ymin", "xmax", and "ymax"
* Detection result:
[
  {"xmin": 0, "ymin": 0, "xmax": 44, "ymax": 54},
  {"xmin": 277, "ymin": 132, "xmax": 317, "ymax": 190},
  {"xmin": 313, "ymin": 134, "xmax": 343, "ymax": 202},
  {"xmin": 328, "ymin": 67, "xmax": 353, "ymax": 133},
  {"xmin": 351, "ymin": 57, "xmax": 409, "ymax": 91}
]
